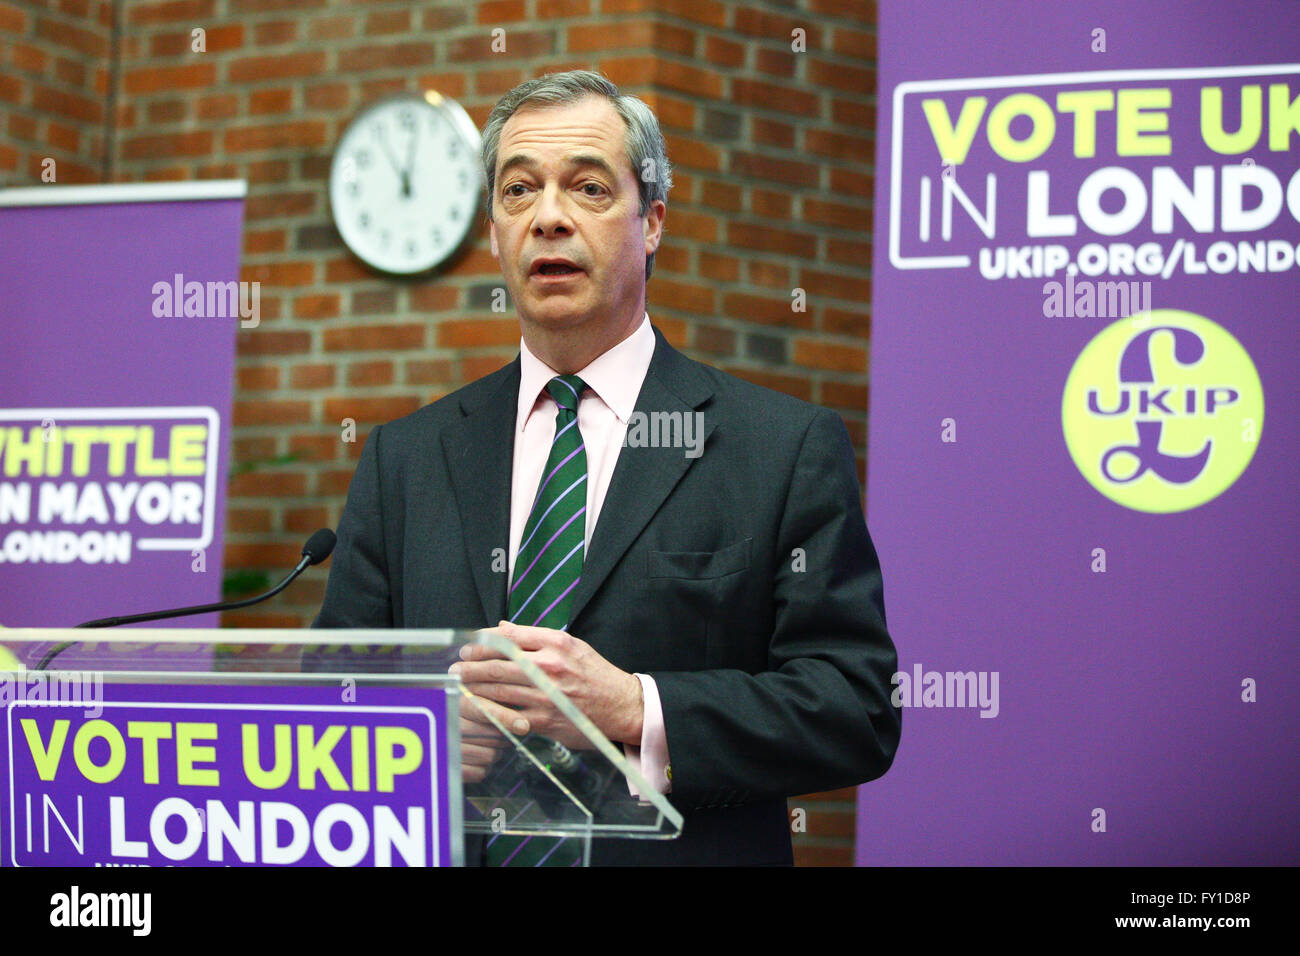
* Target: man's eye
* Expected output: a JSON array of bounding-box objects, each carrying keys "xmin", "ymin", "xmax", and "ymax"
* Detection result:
[
  {"xmin": 504, "ymin": 184, "xmax": 526, "ymax": 197},
  {"xmin": 581, "ymin": 183, "xmax": 605, "ymax": 195}
]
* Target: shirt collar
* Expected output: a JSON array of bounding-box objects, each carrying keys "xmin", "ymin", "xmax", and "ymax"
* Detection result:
[{"xmin": 516, "ymin": 311, "xmax": 654, "ymax": 431}]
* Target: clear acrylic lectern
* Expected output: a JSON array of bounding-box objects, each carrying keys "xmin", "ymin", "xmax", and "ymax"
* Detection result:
[{"xmin": 0, "ymin": 628, "xmax": 682, "ymax": 867}]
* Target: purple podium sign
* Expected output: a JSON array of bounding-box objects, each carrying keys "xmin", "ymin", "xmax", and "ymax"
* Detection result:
[
  {"xmin": 1, "ymin": 680, "xmax": 454, "ymax": 867},
  {"xmin": 861, "ymin": 1, "xmax": 1299, "ymax": 864},
  {"xmin": 0, "ymin": 182, "xmax": 245, "ymax": 629}
]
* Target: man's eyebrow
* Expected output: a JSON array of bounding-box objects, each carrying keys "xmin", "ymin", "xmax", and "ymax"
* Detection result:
[{"xmin": 497, "ymin": 152, "xmax": 621, "ymax": 183}]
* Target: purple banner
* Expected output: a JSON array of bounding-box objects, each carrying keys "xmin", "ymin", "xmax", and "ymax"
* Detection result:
[
  {"xmin": 861, "ymin": 1, "xmax": 1299, "ymax": 864},
  {"xmin": 0, "ymin": 185, "xmax": 243, "ymax": 629},
  {"xmin": 1, "ymin": 680, "xmax": 453, "ymax": 867}
]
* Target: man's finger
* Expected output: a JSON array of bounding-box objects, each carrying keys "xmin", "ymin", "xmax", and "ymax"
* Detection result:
[
  {"xmin": 460, "ymin": 742, "xmax": 504, "ymax": 767},
  {"xmin": 495, "ymin": 620, "xmax": 565, "ymax": 651},
  {"xmin": 451, "ymin": 659, "xmax": 531, "ymax": 686},
  {"xmin": 460, "ymin": 689, "xmax": 530, "ymax": 736},
  {"xmin": 459, "ymin": 696, "xmax": 497, "ymax": 726},
  {"xmin": 461, "ymin": 681, "xmax": 548, "ymax": 711},
  {"xmin": 459, "ymin": 639, "xmax": 511, "ymax": 662},
  {"xmin": 459, "ymin": 713, "xmax": 506, "ymax": 742}
]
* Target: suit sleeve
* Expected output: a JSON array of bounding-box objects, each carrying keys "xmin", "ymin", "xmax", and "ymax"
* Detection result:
[
  {"xmin": 311, "ymin": 425, "xmax": 394, "ymax": 629},
  {"xmin": 649, "ymin": 408, "xmax": 901, "ymax": 810}
]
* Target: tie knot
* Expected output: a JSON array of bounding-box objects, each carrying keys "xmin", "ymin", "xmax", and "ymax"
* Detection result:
[{"xmin": 545, "ymin": 374, "xmax": 586, "ymax": 412}]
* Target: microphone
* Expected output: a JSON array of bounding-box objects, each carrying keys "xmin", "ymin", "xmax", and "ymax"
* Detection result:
[
  {"xmin": 480, "ymin": 734, "xmax": 619, "ymax": 817},
  {"xmin": 75, "ymin": 528, "xmax": 336, "ymax": 628}
]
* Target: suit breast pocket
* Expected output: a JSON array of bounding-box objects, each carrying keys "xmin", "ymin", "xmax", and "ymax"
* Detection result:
[
  {"xmin": 647, "ymin": 537, "xmax": 752, "ymax": 580},
  {"xmin": 644, "ymin": 538, "xmax": 753, "ymax": 670}
]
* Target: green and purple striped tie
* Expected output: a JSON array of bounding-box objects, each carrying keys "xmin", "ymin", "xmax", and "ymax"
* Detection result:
[
  {"xmin": 486, "ymin": 374, "xmax": 588, "ymax": 866},
  {"xmin": 507, "ymin": 374, "xmax": 588, "ymax": 631}
]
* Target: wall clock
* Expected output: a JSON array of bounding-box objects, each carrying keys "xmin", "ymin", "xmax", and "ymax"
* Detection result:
[{"xmin": 328, "ymin": 91, "xmax": 482, "ymax": 276}]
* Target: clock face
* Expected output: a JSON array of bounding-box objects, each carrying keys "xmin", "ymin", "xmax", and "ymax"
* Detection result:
[{"xmin": 328, "ymin": 92, "xmax": 483, "ymax": 275}]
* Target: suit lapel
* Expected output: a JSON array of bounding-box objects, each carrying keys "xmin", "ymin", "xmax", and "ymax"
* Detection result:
[
  {"xmin": 566, "ymin": 327, "xmax": 716, "ymax": 627},
  {"xmin": 441, "ymin": 359, "xmax": 520, "ymax": 626}
]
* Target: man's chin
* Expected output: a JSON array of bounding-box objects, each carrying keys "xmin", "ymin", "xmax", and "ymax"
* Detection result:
[{"xmin": 520, "ymin": 300, "xmax": 593, "ymax": 331}]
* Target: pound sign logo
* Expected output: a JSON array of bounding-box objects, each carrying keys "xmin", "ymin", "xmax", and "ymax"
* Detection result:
[{"xmin": 1061, "ymin": 310, "xmax": 1263, "ymax": 513}]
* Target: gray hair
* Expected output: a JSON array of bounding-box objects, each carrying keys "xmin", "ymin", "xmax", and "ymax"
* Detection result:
[{"xmin": 480, "ymin": 69, "xmax": 672, "ymax": 280}]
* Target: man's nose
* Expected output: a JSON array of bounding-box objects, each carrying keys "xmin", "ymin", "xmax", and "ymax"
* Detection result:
[{"xmin": 532, "ymin": 182, "xmax": 573, "ymax": 234}]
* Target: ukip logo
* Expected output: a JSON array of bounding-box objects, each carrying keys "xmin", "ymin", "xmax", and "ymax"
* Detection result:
[{"xmin": 1061, "ymin": 310, "xmax": 1264, "ymax": 514}]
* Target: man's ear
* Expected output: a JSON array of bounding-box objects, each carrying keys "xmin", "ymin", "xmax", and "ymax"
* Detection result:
[
  {"xmin": 643, "ymin": 199, "xmax": 665, "ymax": 257},
  {"xmin": 489, "ymin": 218, "xmax": 499, "ymax": 260}
]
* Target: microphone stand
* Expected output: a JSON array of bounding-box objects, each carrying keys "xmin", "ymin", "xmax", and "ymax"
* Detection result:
[{"xmin": 35, "ymin": 529, "xmax": 336, "ymax": 670}]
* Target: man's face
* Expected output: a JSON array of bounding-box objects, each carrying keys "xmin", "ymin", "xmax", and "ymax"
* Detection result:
[{"xmin": 489, "ymin": 95, "xmax": 664, "ymax": 339}]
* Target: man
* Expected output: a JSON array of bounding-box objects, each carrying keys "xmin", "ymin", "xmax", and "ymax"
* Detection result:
[{"xmin": 313, "ymin": 70, "xmax": 900, "ymax": 865}]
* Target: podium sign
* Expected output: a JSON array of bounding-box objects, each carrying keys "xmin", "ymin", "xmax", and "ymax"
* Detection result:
[
  {"xmin": 2, "ymin": 678, "xmax": 455, "ymax": 867},
  {"xmin": 0, "ymin": 629, "xmax": 681, "ymax": 867}
]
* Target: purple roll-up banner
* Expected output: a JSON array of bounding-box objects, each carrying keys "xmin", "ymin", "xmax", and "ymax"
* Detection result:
[
  {"xmin": 0, "ymin": 680, "xmax": 454, "ymax": 867},
  {"xmin": 861, "ymin": 1, "xmax": 1298, "ymax": 864},
  {"xmin": 0, "ymin": 182, "xmax": 246, "ymax": 630}
]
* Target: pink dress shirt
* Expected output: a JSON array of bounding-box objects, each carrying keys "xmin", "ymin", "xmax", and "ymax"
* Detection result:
[{"xmin": 509, "ymin": 311, "xmax": 670, "ymax": 795}]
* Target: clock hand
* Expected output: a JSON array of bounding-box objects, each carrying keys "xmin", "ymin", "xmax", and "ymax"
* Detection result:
[
  {"xmin": 375, "ymin": 125, "xmax": 405, "ymax": 185},
  {"xmin": 402, "ymin": 124, "xmax": 419, "ymax": 200}
]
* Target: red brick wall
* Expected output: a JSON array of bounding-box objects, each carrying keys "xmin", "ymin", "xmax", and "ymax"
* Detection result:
[
  {"xmin": 0, "ymin": 0, "xmax": 112, "ymax": 182},
  {"xmin": 1, "ymin": 0, "xmax": 878, "ymax": 867}
]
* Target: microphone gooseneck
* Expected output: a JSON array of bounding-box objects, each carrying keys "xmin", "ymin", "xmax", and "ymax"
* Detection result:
[{"xmin": 35, "ymin": 529, "xmax": 337, "ymax": 669}]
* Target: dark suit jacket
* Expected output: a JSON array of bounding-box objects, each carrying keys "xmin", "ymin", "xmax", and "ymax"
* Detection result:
[{"xmin": 312, "ymin": 324, "xmax": 901, "ymax": 865}]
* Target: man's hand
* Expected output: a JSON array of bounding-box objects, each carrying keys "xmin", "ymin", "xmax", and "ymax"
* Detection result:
[
  {"xmin": 457, "ymin": 696, "xmax": 514, "ymax": 784},
  {"xmin": 450, "ymin": 620, "xmax": 644, "ymax": 750}
]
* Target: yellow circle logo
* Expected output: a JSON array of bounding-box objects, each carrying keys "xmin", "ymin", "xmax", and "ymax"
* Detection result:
[{"xmin": 1062, "ymin": 310, "xmax": 1263, "ymax": 513}]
